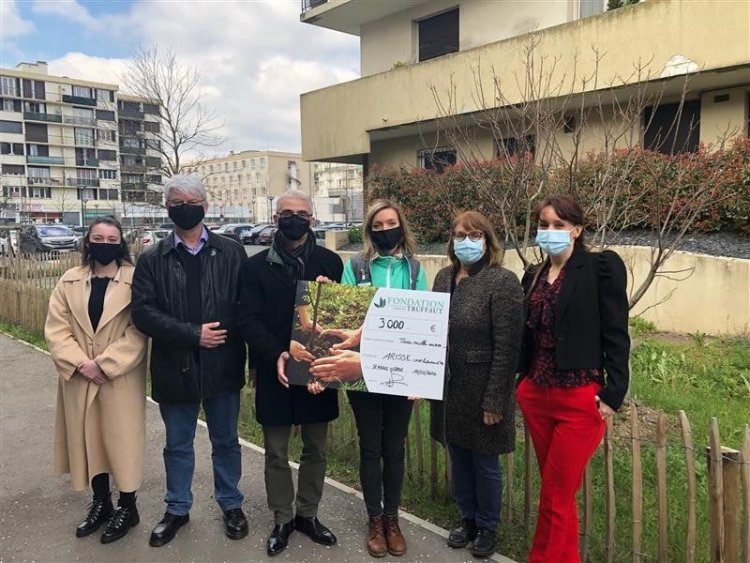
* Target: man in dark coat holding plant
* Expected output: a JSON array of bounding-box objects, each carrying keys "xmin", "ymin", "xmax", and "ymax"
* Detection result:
[{"xmin": 237, "ymin": 189, "xmax": 343, "ymax": 557}]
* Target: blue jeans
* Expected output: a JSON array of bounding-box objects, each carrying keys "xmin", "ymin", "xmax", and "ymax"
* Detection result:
[
  {"xmin": 448, "ymin": 443, "xmax": 503, "ymax": 530},
  {"xmin": 159, "ymin": 391, "xmax": 243, "ymax": 515}
]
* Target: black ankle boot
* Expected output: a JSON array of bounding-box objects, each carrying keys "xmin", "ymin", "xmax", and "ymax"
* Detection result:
[
  {"xmin": 76, "ymin": 494, "xmax": 113, "ymax": 538},
  {"xmin": 470, "ymin": 527, "xmax": 497, "ymax": 558},
  {"xmin": 100, "ymin": 501, "xmax": 140, "ymax": 544},
  {"xmin": 447, "ymin": 518, "xmax": 477, "ymax": 548}
]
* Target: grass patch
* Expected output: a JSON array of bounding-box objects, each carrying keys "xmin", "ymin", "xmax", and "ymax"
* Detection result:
[{"xmin": 0, "ymin": 320, "xmax": 47, "ymax": 350}]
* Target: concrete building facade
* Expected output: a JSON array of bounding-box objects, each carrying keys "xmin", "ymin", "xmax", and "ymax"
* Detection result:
[{"xmin": 299, "ymin": 0, "xmax": 750, "ymax": 174}]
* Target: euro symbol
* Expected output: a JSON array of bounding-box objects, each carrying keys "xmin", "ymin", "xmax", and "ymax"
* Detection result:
[{"xmin": 430, "ymin": 324, "xmax": 436, "ymax": 333}]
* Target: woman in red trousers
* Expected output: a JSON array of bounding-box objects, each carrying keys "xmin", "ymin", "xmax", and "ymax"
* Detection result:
[{"xmin": 516, "ymin": 194, "xmax": 630, "ymax": 563}]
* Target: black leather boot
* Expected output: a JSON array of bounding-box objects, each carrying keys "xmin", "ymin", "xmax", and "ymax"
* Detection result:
[
  {"xmin": 470, "ymin": 527, "xmax": 497, "ymax": 558},
  {"xmin": 100, "ymin": 502, "xmax": 140, "ymax": 544},
  {"xmin": 447, "ymin": 518, "xmax": 477, "ymax": 548},
  {"xmin": 76, "ymin": 494, "xmax": 113, "ymax": 538}
]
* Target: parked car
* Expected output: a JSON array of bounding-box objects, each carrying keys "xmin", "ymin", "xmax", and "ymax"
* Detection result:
[
  {"xmin": 214, "ymin": 223, "xmax": 254, "ymax": 245},
  {"xmin": 141, "ymin": 229, "xmax": 169, "ymax": 247},
  {"xmin": 243, "ymin": 223, "xmax": 271, "ymax": 245},
  {"xmin": 19, "ymin": 224, "xmax": 77, "ymax": 254},
  {"xmin": 313, "ymin": 227, "xmax": 329, "ymax": 246},
  {"xmin": 255, "ymin": 225, "xmax": 277, "ymax": 245}
]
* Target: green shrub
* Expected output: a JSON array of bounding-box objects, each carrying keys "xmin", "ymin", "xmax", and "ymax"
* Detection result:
[{"xmin": 348, "ymin": 225, "xmax": 363, "ymax": 243}]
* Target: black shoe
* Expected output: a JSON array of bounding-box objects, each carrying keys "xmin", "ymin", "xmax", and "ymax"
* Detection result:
[
  {"xmin": 470, "ymin": 528, "xmax": 497, "ymax": 558},
  {"xmin": 294, "ymin": 515, "xmax": 337, "ymax": 546},
  {"xmin": 447, "ymin": 518, "xmax": 477, "ymax": 548},
  {"xmin": 267, "ymin": 520, "xmax": 294, "ymax": 556},
  {"xmin": 223, "ymin": 507, "xmax": 248, "ymax": 540},
  {"xmin": 100, "ymin": 504, "xmax": 139, "ymax": 544},
  {"xmin": 76, "ymin": 495, "xmax": 113, "ymax": 538},
  {"xmin": 149, "ymin": 513, "xmax": 189, "ymax": 547}
]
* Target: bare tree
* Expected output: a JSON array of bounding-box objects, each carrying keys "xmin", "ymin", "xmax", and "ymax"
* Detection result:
[
  {"xmin": 426, "ymin": 38, "xmax": 734, "ymax": 309},
  {"xmin": 122, "ymin": 45, "xmax": 224, "ymax": 179}
]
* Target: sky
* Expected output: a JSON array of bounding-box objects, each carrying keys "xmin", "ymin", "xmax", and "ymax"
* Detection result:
[{"xmin": 0, "ymin": 0, "xmax": 360, "ymax": 154}]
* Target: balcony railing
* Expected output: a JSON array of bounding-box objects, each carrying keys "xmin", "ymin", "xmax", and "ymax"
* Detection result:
[
  {"xmin": 119, "ymin": 109, "xmax": 144, "ymax": 119},
  {"xmin": 64, "ymin": 115, "xmax": 96, "ymax": 126},
  {"xmin": 62, "ymin": 95, "xmax": 97, "ymax": 106},
  {"xmin": 26, "ymin": 155, "xmax": 65, "ymax": 165},
  {"xmin": 23, "ymin": 112, "xmax": 63, "ymax": 123},
  {"xmin": 121, "ymin": 164, "xmax": 148, "ymax": 174},
  {"xmin": 120, "ymin": 144, "xmax": 147, "ymax": 155},
  {"xmin": 75, "ymin": 158, "xmax": 99, "ymax": 167},
  {"xmin": 67, "ymin": 178, "xmax": 100, "ymax": 187},
  {"xmin": 27, "ymin": 176, "xmax": 62, "ymax": 186},
  {"xmin": 302, "ymin": 0, "xmax": 328, "ymax": 11}
]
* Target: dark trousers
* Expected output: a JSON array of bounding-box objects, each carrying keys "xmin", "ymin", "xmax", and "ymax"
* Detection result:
[
  {"xmin": 263, "ymin": 422, "xmax": 328, "ymax": 525},
  {"xmin": 159, "ymin": 391, "xmax": 243, "ymax": 515},
  {"xmin": 516, "ymin": 379, "xmax": 605, "ymax": 563},
  {"xmin": 348, "ymin": 391, "xmax": 414, "ymax": 517},
  {"xmin": 448, "ymin": 442, "xmax": 503, "ymax": 530}
]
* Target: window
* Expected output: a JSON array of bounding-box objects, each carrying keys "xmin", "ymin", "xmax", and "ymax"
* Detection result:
[
  {"xmin": 72, "ymin": 85, "xmax": 93, "ymax": 99},
  {"xmin": 143, "ymin": 120, "xmax": 160, "ymax": 133},
  {"xmin": 496, "ymin": 135, "xmax": 536, "ymax": 159},
  {"xmin": 22, "ymin": 80, "xmax": 45, "ymax": 100},
  {"xmin": 418, "ymin": 9, "xmax": 459, "ymax": 62},
  {"xmin": 99, "ymin": 169, "xmax": 117, "ymax": 180},
  {"xmin": 97, "ymin": 129, "xmax": 116, "ymax": 143},
  {"xmin": 24, "ymin": 101, "xmax": 46, "ymax": 113},
  {"xmin": 419, "ymin": 148, "xmax": 457, "ymax": 174},
  {"xmin": 1, "ymin": 76, "xmax": 19, "ymax": 97},
  {"xmin": 259, "ymin": 157, "xmax": 266, "ymax": 168},
  {"xmin": 146, "ymin": 174, "xmax": 162, "ymax": 184},
  {"xmin": 25, "ymin": 122, "xmax": 48, "ymax": 143},
  {"xmin": 26, "ymin": 144, "xmax": 49, "ymax": 157},
  {"xmin": 1, "ymin": 98, "xmax": 20, "ymax": 112},
  {"xmin": 76, "ymin": 168, "xmax": 97, "ymax": 180},
  {"xmin": 74, "ymin": 128, "xmax": 94, "ymax": 146},
  {"xmin": 98, "ymin": 188, "xmax": 119, "ymax": 200},
  {"xmin": 3, "ymin": 186, "xmax": 26, "ymax": 198},
  {"xmin": 98, "ymin": 149, "xmax": 117, "ymax": 161},
  {"xmin": 644, "ymin": 100, "xmax": 701, "ymax": 154},
  {"xmin": 27, "ymin": 167, "xmax": 51, "ymax": 180},
  {"xmin": 96, "ymin": 109, "xmax": 115, "ymax": 121},
  {"xmin": 145, "ymin": 156, "xmax": 161, "ymax": 168},
  {"xmin": 0, "ymin": 120, "xmax": 22, "ymax": 134},
  {"xmin": 2, "ymin": 164, "xmax": 25, "ymax": 175},
  {"xmin": 143, "ymin": 103, "xmax": 160, "ymax": 115},
  {"xmin": 96, "ymin": 89, "xmax": 114, "ymax": 102},
  {"xmin": 0, "ymin": 142, "xmax": 24, "ymax": 155},
  {"xmin": 29, "ymin": 187, "xmax": 51, "ymax": 199}
]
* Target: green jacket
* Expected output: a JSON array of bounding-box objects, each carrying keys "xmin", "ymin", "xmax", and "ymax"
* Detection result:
[{"xmin": 342, "ymin": 253, "xmax": 428, "ymax": 290}]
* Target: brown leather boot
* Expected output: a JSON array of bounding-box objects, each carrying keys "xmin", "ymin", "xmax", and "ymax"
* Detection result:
[
  {"xmin": 366, "ymin": 515, "xmax": 387, "ymax": 557},
  {"xmin": 384, "ymin": 514, "xmax": 407, "ymax": 556}
]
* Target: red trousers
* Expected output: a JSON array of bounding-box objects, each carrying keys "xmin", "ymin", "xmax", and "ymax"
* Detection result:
[{"xmin": 516, "ymin": 379, "xmax": 605, "ymax": 563}]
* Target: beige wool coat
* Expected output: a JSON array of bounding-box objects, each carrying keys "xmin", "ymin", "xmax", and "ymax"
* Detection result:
[{"xmin": 45, "ymin": 263, "xmax": 147, "ymax": 492}]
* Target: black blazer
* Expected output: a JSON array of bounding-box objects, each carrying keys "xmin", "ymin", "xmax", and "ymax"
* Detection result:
[
  {"xmin": 517, "ymin": 249, "xmax": 630, "ymax": 410},
  {"xmin": 237, "ymin": 244, "xmax": 343, "ymax": 426}
]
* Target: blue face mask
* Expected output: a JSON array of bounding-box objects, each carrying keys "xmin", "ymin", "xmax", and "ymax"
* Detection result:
[
  {"xmin": 535, "ymin": 229, "xmax": 573, "ymax": 256},
  {"xmin": 453, "ymin": 238, "xmax": 485, "ymax": 265}
]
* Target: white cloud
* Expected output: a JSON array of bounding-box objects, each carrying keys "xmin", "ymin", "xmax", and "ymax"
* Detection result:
[
  {"xmin": 1, "ymin": 0, "xmax": 34, "ymax": 39},
  {"xmin": 42, "ymin": 0, "xmax": 359, "ymax": 154},
  {"xmin": 32, "ymin": 0, "xmax": 97, "ymax": 28}
]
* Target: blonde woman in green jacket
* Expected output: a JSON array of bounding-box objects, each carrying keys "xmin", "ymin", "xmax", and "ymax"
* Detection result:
[{"xmin": 312, "ymin": 200, "xmax": 426, "ymax": 557}]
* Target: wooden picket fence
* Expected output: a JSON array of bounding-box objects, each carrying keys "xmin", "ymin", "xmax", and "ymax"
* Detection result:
[{"xmin": 2, "ymin": 252, "xmax": 749, "ymax": 562}]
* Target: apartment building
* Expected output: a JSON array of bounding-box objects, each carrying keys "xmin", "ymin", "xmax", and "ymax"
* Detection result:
[
  {"xmin": 0, "ymin": 61, "xmax": 120, "ymax": 224},
  {"xmin": 312, "ymin": 162, "xmax": 363, "ymax": 223},
  {"xmin": 300, "ymin": 0, "xmax": 750, "ymax": 178},
  {"xmin": 195, "ymin": 150, "xmax": 314, "ymax": 223}
]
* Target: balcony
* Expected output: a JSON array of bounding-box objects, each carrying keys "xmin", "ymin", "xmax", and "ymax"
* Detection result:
[
  {"xmin": 64, "ymin": 115, "xmax": 96, "ymax": 126},
  {"xmin": 66, "ymin": 178, "xmax": 100, "ymax": 187},
  {"xmin": 23, "ymin": 112, "xmax": 63, "ymax": 123},
  {"xmin": 120, "ymin": 144, "xmax": 146, "ymax": 155},
  {"xmin": 62, "ymin": 95, "xmax": 97, "ymax": 106},
  {"xmin": 27, "ymin": 177, "xmax": 62, "ymax": 186},
  {"xmin": 118, "ymin": 108, "xmax": 144, "ymax": 119},
  {"xmin": 300, "ymin": 0, "xmax": 429, "ymax": 35},
  {"xmin": 26, "ymin": 155, "xmax": 65, "ymax": 165},
  {"xmin": 75, "ymin": 159, "xmax": 99, "ymax": 167},
  {"xmin": 121, "ymin": 164, "xmax": 148, "ymax": 174}
]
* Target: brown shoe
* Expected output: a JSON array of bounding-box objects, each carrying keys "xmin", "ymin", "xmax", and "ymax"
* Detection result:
[
  {"xmin": 366, "ymin": 515, "xmax": 387, "ymax": 557},
  {"xmin": 384, "ymin": 514, "xmax": 407, "ymax": 556}
]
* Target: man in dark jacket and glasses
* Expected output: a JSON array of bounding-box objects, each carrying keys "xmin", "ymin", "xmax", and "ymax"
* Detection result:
[{"xmin": 132, "ymin": 174, "xmax": 248, "ymax": 547}]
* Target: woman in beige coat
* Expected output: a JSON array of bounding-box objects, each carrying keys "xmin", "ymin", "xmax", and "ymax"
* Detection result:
[{"xmin": 45, "ymin": 216, "xmax": 147, "ymax": 545}]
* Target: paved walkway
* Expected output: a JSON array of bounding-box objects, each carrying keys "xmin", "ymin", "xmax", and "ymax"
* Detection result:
[{"xmin": 0, "ymin": 335, "xmax": 514, "ymax": 563}]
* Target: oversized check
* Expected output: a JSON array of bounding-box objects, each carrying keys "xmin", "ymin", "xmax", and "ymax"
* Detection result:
[
  {"xmin": 286, "ymin": 283, "xmax": 449, "ymax": 400},
  {"xmin": 358, "ymin": 288, "xmax": 449, "ymax": 400}
]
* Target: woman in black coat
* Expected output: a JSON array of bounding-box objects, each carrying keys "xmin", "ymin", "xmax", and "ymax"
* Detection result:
[
  {"xmin": 516, "ymin": 194, "xmax": 630, "ymax": 563},
  {"xmin": 430, "ymin": 211, "xmax": 524, "ymax": 559}
]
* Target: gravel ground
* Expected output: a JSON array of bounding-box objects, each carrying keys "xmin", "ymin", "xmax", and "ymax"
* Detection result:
[{"xmin": 340, "ymin": 230, "xmax": 749, "ymax": 260}]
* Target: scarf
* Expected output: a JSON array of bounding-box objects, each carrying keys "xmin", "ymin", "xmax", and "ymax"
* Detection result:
[{"xmin": 271, "ymin": 229, "xmax": 316, "ymax": 284}]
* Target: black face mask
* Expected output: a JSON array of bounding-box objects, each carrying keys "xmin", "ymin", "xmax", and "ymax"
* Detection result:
[
  {"xmin": 168, "ymin": 204, "xmax": 205, "ymax": 230},
  {"xmin": 88, "ymin": 242, "xmax": 123, "ymax": 266},
  {"xmin": 370, "ymin": 226, "xmax": 404, "ymax": 253},
  {"xmin": 278, "ymin": 214, "xmax": 310, "ymax": 241}
]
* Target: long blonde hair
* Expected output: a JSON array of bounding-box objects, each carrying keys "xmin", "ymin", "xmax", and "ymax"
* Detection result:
[{"xmin": 362, "ymin": 199, "xmax": 418, "ymax": 261}]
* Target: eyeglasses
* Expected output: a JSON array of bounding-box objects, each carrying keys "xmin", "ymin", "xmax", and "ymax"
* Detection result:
[
  {"xmin": 167, "ymin": 199, "xmax": 205, "ymax": 207},
  {"xmin": 453, "ymin": 230, "xmax": 484, "ymax": 242},
  {"xmin": 278, "ymin": 210, "xmax": 312, "ymax": 220}
]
